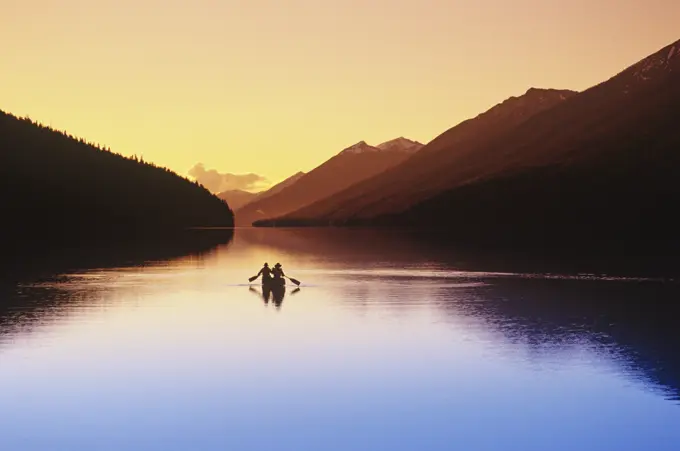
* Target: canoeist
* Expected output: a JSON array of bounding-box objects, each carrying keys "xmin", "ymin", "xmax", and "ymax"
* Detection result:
[
  {"xmin": 272, "ymin": 263, "xmax": 285, "ymax": 283},
  {"xmin": 255, "ymin": 263, "xmax": 272, "ymax": 284},
  {"xmin": 250, "ymin": 262, "xmax": 300, "ymax": 288}
]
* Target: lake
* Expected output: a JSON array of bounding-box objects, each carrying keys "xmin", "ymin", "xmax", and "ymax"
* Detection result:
[{"xmin": 1, "ymin": 228, "xmax": 679, "ymax": 451}]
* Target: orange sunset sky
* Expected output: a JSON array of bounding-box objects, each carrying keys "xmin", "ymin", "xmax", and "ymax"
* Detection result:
[{"xmin": 3, "ymin": 0, "xmax": 679, "ymax": 190}]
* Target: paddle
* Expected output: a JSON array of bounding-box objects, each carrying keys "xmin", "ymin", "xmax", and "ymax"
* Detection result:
[
  {"xmin": 249, "ymin": 274, "xmax": 300, "ymax": 286},
  {"xmin": 286, "ymin": 276, "xmax": 301, "ymax": 286}
]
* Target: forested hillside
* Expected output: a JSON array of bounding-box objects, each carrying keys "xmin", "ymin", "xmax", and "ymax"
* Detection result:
[{"xmin": 1, "ymin": 110, "xmax": 234, "ymax": 248}]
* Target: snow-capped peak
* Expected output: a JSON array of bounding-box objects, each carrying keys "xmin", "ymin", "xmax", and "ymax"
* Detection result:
[
  {"xmin": 340, "ymin": 138, "xmax": 424, "ymax": 155},
  {"xmin": 340, "ymin": 141, "xmax": 379, "ymax": 154},
  {"xmin": 376, "ymin": 137, "xmax": 425, "ymax": 153}
]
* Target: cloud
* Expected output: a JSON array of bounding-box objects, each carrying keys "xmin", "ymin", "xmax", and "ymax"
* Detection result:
[{"xmin": 188, "ymin": 163, "xmax": 268, "ymax": 193}]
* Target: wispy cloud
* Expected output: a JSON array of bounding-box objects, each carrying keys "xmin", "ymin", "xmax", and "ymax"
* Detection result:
[{"xmin": 188, "ymin": 163, "xmax": 268, "ymax": 193}]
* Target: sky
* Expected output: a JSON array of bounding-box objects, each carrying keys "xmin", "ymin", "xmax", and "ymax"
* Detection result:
[{"xmin": 2, "ymin": 0, "xmax": 679, "ymax": 190}]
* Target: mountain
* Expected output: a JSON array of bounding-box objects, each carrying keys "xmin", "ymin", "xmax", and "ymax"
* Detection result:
[
  {"xmin": 235, "ymin": 139, "xmax": 421, "ymax": 226},
  {"xmin": 251, "ymin": 171, "xmax": 306, "ymax": 202},
  {"xmin": 388, "ymin": 38, "xmax": 680, "ymax": 250},
  {"xmin": 218, "ymin": 172, "xmax": 307, "ymax": 212},
  {"xmin": 264, "ymin": 38, "xmax": 680, "ymax": 252},
  {"xmin": 262, "ymin": 88, "xmax": 576, "ymax": 224},
  {"xmin": 217, "ymin": 189, "xmax": 259, "ymax": 210},
  {"xmin": 1, "ymin": 110, "xmax": 234, "ymax": 249},
  {"xmin": 376, "ymin": 137, "xmax": 424, "ymax": 153}
]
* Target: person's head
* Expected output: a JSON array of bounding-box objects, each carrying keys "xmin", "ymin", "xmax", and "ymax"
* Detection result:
[
  {"xmin": 264, "ymin": 263, "xmax": 269, "ymax": 267},
  {"xmin": 275, "ymin": 263, "xmax": 282, "ymax": 268}
]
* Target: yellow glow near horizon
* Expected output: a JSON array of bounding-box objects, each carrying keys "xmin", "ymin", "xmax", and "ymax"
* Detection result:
[{"xmin": 2, "ymin": 0, "xmax": 679, "ymax": 187}]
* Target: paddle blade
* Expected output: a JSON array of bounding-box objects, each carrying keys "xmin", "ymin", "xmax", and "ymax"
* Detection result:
[
  {"xmin": 248, "ymin": 275, "xmax": 258, "ymax": 282},
  {"xmin": 288, "ymin": 277, "xmax": 301, "ymax": 286}
]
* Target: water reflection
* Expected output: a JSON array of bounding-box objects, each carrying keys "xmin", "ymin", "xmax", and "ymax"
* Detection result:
[
  {"xmin": 249, "ymin": 285, "xmax": 301, "ymax": 309},
  {"xmin": 237, "ymin": 227, "xmax": 680, "ymax": 277},
  {"xmin": 1, "ymin": 227, "xmax": 679, "ymax": 450},
  {"xmin": 237, "ymin": 228, "xmax": 680, "ymax": 401},
  {"xmin": 0, "ymin": 228, "xmax": 233, "ymax": 344},
  {"xmin": 464, "ymin": 278, "xmax": 680, "ymax": 402}
]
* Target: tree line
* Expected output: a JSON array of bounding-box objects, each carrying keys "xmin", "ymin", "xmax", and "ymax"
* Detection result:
[{"xmin": 1, "ymin": 110, "xmax": 234, "ymax": 250}]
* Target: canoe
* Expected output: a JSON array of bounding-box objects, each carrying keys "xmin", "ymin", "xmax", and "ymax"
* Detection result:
[{"xmin": 262, "ymin": 278, "xmax": 285, "ymax": 289}]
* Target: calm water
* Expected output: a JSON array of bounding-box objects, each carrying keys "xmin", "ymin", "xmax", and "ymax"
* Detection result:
[{"xmin": 1, "ymin": 228, "xmax": 679, "ymax": 451}]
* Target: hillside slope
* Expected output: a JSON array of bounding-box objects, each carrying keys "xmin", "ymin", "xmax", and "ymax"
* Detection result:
[
  {"xmin": 1, "ymin": 111, "xmax": 234, "ymax": 247},
  {"xmin": 266, "ymin": 38, "xmax": 680, "ymax": 251},
  {"xmin": 217, "ymin": 189, "xmax": 259, "ymax": 210},
  {"xmin": 384, "ymin": 38, "xmax": 680, "ymax": 250},
  {"xmin": 252, "ymin": 171, "xmax": 306, "ymax": 202},
  {"xmin": 268, "ymin": 88, "xmax": 576, "ymax": 223}
]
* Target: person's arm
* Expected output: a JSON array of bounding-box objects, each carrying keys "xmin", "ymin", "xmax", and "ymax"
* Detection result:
[{"xmin": 257, "ymin": 268, "xmax": 263, "ymax": 277}]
